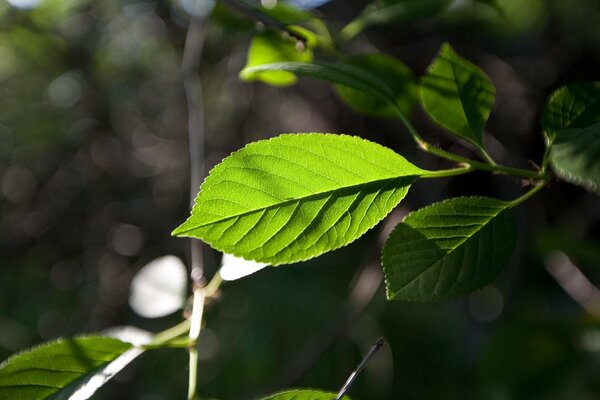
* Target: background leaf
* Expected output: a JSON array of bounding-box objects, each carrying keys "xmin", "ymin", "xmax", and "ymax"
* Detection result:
[
  {"xmin": 0, "ymin": 336, "xmax": 133, "ymax": 400},
  {"xmin": 173, "ymin": 133, "xmax": 425, "ymax": 265},
  {"xmin": 333, "ymin": 53, "xmax": 417, "ymax": 118},
  {"xmin": 420, "ymin": 43, "xmax": 496, "ymax": 148},
  {"xmin": 541, "ymin": 81, "xmax": 600, "ymax": 142},
  {"xmin": 240, "ymin": 30, "xmax": 313, "ymax": 86},
  {"xmin": 261, "ymin": 389, "xmax": 349, "ymax": 400},
  {"xmin": 549, "ymin": 122, "xmax": 600, "ymax": 194},
  {"xmin": 241, "ymin": 61, "xmax": 398, "ymax": 105},
  {"xmin": 382, "ymin": 197, "xmax": 517, "ymax": 302},
  {"xmin": 339, "ymin": 0, "xmax": 450, "ymax": 40}
]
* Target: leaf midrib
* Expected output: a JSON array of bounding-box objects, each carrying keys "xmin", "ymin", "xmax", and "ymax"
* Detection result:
[{"xmin": 175, "ymin": 175, "xmax": 416, "ymax": 235}]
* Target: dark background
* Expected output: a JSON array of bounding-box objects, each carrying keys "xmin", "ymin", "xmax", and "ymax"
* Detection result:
[{"xmin": 1, "ymin": 0, "xmax": 600, "ymax": 398}]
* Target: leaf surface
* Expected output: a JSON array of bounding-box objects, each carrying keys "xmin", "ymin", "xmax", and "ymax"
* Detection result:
[
  {"xmin": 173, "ymin": 133, "xmax": 426, "ymax": 265},
  {"xmin": 542, "ymin": 81, "xmax": 600, "ymax": 142},
  {"xmin": 420, "ymin": 43, "xmax": 496, "ymax": 148},
  {"xmin": 549, "ymin": 122, "xmax": 600, "ymax": 194},
  {"xmin": 334, "ymin": 53, "xmax": 417, "ymax": 118},
  {"xmin": 241, "ymin": 61, "xmax": 398, "ymax": 105},
  {"xmin": 0, "ymin": 336, "xmax": 133, "ymax": 400},
  {"xmin": 382, "ymin": 196, "xmax": 516, "ymax": 302},
  {"xmin": 261, "ymin": 389, "xmax": 349, "ymax": 400},
  {"xmin": 240, "ymin": 31, "xmax": 313, "ymax": 86}
]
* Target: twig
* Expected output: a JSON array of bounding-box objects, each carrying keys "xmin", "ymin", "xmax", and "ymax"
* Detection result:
[
  {"xmin": 182, "ymin": 14, "xmax": 208, "ymax": 400},
  {"xmin": 336, "ymin": 338, "xmax": 385, "ymax": 400},
  {"xmin": 182, "ymin": 16, "xmax": 207, "ymax": 284}
]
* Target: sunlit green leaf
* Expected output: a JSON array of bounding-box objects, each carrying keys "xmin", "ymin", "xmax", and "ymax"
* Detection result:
[
  {"xmin": 173, "ymin": 133, "xmax": 426, "ymax": 265},
  {"xmin": 0, "ymin": 336, "xmax": 133, "ymax": 400},
  {"xmin": 334, "ymin": 53, "xmax": 417, "ymax": 118},
  {"xmin": 542, "ymin": 81, "xmax": 600, "ymax": 142},
  {"xmin": 420, "ymin": 43, "xmax": 496, "ymax": 149},
  {"xmin": 240, "ymin": 30, "xmax": 313, "ymax": 86},
  {"xmin": 261, "ymin": 389, "xmax": 350, "ymax": 400},
  {"xmin": 549, "ymin": 122, "xmax": 600, "ymax": 194},
  {"xmin": 382, "ymin": 197, "xmax": 516, "ymax": 302}
]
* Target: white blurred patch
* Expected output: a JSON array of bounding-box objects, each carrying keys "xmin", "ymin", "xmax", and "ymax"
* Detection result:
[
  {"xmin": 129, "ymin": 255, "xmax": 187, "ymax": 318},
  {"xmin": 6, "ymin": 0, "xmax": 40, "ymax": 9},
  {"xmin": 219, "ymin": 253, "xmax": 268, "ymax": 281}
]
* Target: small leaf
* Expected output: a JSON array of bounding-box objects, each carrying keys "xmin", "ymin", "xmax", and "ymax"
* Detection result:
[
  {"xmin": 0, "ymin": 336, "xmax": 133, "ymax": 400},
  {"xmin": 542, "ymin": 81, "xmax": 600, "ymax": 142},
  {"xmin": 261, "ymin": 389, "xmax": 350, "ymax": 400},
  {"xmin": 173, "ymin": 133, "xmax": 426, "ymax": 265},
  {"xmin": 242, "ymin": 61, "xmax": 398, "ymax": 106},
  {"xmin": 382, "ymin": 197, "xmax": 517, "ymax": 302},
  {"xmin": 240, "ymin": 30, "xmax": 313, "ymax": 86},
  {"xmin": 129, "ymin": 255, "xmax": 188, "ymax": 318},
  {"xmin": 334, "ymin": 53, "xmax": 417, "ymax": 118},
  {"xmin": 420, "ymin": 43, "xmax": 496, "ymax": 149},
  {"xmin": 549, "ymin": 122, "xmax": 600, "ymax": 194}
]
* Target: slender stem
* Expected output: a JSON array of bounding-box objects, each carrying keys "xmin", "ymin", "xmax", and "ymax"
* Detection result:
[
  {"xmin": 479, "ymin": 147, "xmax": 497, "ymax": 166},
  {"xmin": 420, "ymin": 166, "xmax": 473, "ymax": 179},
  {"xmin": 508, "ymin": 179, "xmax": 549, "ymax": 208},
  {"xmin": 182, "ymin": 13, "xmax": 209, "ymax": 400},
  {"xmin": 389, "ymin": 105, "xmax": 544, "ymax": 179},
  {"xmin": 187, "ymin": 286, "xmax": 206, "ymax": 400},
  {"xmin": 336, "ymin": 338, "xmax": 385, "ymax": 400},
  {"xmin": 204, "ymin": 270, "xmax": 223, "ymax": 298},
  {"xmin": 151, "ymin": 319, "xmax": 191, "ymax": 345}
]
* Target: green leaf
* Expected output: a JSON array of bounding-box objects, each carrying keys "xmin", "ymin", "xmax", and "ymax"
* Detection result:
[
  {"xmin": 173, "ymin": 133, "xmax": 426, "ymax": 265},
  {"xmin": 240, "ymin": 30, "xmax": 313, "ymax": 86},
  {"xmin": 549, "ymin": 122, "xmax": 600, "ymax": 194},
  {"xmin": 382, "ymin": 196, "xmax": 517, "ymax": 302},
  {"xmin": 333, "ymin": 53, "xmax": 417, "ymax": 118},
  {"xmin": 0, "ymin": 336, "xmax": 133, "ymax": 400},
  {"xmin": 261, "ymin": 389, "xmax": 350, "ymax": 400},
  {"xmin": 339, "ymin": 0, "xmax": 450, "ymax": 40},
  {"xmin": 541, "ymin": 81, "xmax": 600, "ymax": 142},
  {"xmin": 420, "ymin": 43, "xmax": 496, "ymax": 149},
  {"xmin": 241, "ymin": 61, "xmax": 398, "ymax": 106}
]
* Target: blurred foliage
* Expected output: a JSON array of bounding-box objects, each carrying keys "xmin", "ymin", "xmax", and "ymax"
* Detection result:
[{"xmin": 0, "ymin": 0, "xmax": 599, "ymax": 399}]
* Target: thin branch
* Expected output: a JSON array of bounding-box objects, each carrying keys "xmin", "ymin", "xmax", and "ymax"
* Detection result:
[
  {"xmin": 182, "ymin": 14, "xmax": 209, "ymax": 400},
  {"xmin": 187, "ymin": 286, "xmax": 206, "ymax": 400},
  {"xmin": 336, "ymin": 338, "xmax": 385, "ymax": 400},
  {"xmin": 182, "ymin": 16, "xmax": 208, "ymax": 284}
]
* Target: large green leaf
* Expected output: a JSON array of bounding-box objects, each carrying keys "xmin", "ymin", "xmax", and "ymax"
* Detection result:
[
  {"xmin": 240, "ymin": 30, "xmax": 313, "ymax": 86},
  {"xmin": 241, "ymin": 61, "xmax": 398, "ymax": 106},
  {"xmin": 0, "ymin": 336, "xmax": 133, "ymax": 400},
  {"xmin": 334, "ymin": 53, "xmax": 417, "ymax": 118},
  {"xmin": 541, "ymin": 81, "xmax": 600, "ymax": 142},
  {"xmin": 382, "ymin": 197, "xmax": 516, "ymax": 302},
  {"xmin": 173, "ymin": 133, "xmax": 426, "ymax": 265},
  {"xmin": 420, "ymin": 43, "xmax": 496, "ymax": 149},
  {"xmin": 549, "ymin": 122, "xmax": 600, "ymax": 195},
  {"xmin": 261, "ymin": 389, "xmax": 349, "ymax": 400}
]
